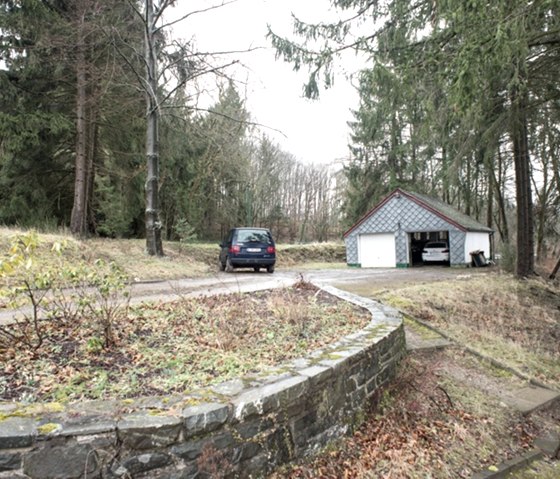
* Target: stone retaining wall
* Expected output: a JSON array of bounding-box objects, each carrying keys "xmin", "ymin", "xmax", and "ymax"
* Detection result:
[{"xmin": 0, "ymin": 285, "xmax": 405, "ymax": 479}]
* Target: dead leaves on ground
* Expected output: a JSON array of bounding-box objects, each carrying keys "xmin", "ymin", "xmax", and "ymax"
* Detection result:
[
  {"xmin": 271, "ymin": 352, "xmax": 540, "ymax": 479},
  {"xmin": 1, "ymin": 284, "xmax": 370, "ymax": 403}
]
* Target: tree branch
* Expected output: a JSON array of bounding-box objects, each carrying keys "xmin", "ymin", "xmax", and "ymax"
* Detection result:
[{"xmin": 155, "ymin": 0, "xmax": 240, "ymax": 35}]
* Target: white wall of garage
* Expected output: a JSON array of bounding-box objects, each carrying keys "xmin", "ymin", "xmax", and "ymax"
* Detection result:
[
  {"xmin": 464, "ymin": 232, "xmax": 491, "ymax": 263},
  {"xmin": 359, "ymin": 233, "xmax": 396, "ymax": 268}
]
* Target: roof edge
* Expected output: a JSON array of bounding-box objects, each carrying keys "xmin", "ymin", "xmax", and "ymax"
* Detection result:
[
  {"xmin": 343, "ymin": 188, "xmax": 493, "ymax": 238},
  {"xmin": 398, "ymin": 190, "xmax": 467, "ymax": 233},
  {"xmin": 343, "ymin": 188, "xmax": 403, "ymax": 238}
]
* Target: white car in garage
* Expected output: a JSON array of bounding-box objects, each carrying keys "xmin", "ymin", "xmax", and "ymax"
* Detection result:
[{"xmin": 422, "ymin": 241, "xmax": 450, "ymax": 263}]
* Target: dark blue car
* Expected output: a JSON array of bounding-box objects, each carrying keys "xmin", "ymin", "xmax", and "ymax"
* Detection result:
[{"xmin": 219, "ymin": 227, "xmax": 276, "ymax": 273}]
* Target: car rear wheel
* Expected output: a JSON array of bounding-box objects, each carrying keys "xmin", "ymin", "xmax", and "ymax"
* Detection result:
[
  {"xmin": 266, "ymin": 265, "xmax": 275, "ymax": 274},
  {"xmin": 225, "ymin": 257, "xmax": 234, "ymax": 273},
  {"xmin": 253, "ymin": 266, "xmax": 260, "ymax": 272}
]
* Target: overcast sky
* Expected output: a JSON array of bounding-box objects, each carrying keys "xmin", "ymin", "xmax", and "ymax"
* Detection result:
[{"xmin": 169, "ymin": 0, "xmax": 363, "ymax": 166}]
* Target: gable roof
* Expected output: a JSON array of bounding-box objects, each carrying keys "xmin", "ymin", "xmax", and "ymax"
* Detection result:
[{"xmin": 343, "ymin": 188, "xmax": 494, "ymax": 238}]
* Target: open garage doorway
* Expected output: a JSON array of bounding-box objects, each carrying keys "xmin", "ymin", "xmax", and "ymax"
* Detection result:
[{"xmin": 409, "ymin": 231, "xmax": 450, "ymax": 266}]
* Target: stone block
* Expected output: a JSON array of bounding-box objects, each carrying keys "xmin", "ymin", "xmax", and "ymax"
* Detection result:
[
  {"xmin": 153, "ymin": 461, "xmax": 198, "ymax": 479},
  {"xmin": 0, "ymin": 418, "xmax": 36, "ymax": 449},
  {"xmin": 117, "ymin": 414, "xmax": 182, "ymax": 450},
  {"xmin": 170, "ymin": 432, "xmax": 234, "ymax": 462},
  {"xmin": 349, "ymin": 362, "xmax": 367, "ymax": 384},
  {"xmin": 59, "ymin": 416, "xmax": 116, "ymax": 437},
  {"xmin": 297, "ymin": 365, "xmax": 332, "ymax": 387},
  {"xmin": 256, "ymin": 371, "xmax": 294, "ymax": 386},
  {"xmin": 365, "ymin": 377, "xmax": 378, "ymax": 396},
  {"xmin": 288, "ymin": 358, "xmax": 311, "ymax": 370},
  {"xmin": 350, "ymin": 387, "xmax": 366, "ymax": 407},
  {"xmin": 344, "ymin": 375, "xmax": 359, "ymax": 394},
  {"xmin": 0, "ymin": 450, "xmax": 21, "ymax": 472},
  {"xmin": 303, "ymin": 423, "xmax": 349, "ymax": 455},
  {"xmin": 170, "ymin": 439, "xmax": 203, "ymax": 463},
  {"xmin": 66, "ymin": 399, "xmax": 120, "ymax": 417},
  {"xmin": 239, "ymin": 452, "xmax": 269, "ymax": 478},
  {"xmin": 290, "ymin": 410, "xmax": 322, "ymax": 448},
  {"xmin": 232, "ymin": 439, "xmax": 262, "ymax": 464},
  {"xmin": 363, "ymin": 355, "xmax": 380, "ymax": 382},
  {"xmin": 75, "ymin": 432, "xmax": 117, "ymax": 451},
  {"xmin": 0, "ymin": 404, "xmax": 17, "ymax": 414},
  {"xmin": 232, "ymin": 376, "xmax": 308, "ymax": 421},
  {"xmin": 210, "ymin": 379, "xmax": 245, "ymax": 397},
  {"xmin": 112, "ymin": 452, "xmax": 172, "ymax": 477},
  {"xmin": 182, "ymin": 403, "xmax": 230, "ymax": 438},
  {"xmin": 233, "ymin": 417, "xmax": 273, "ymax": 440},
  {"xmin": 264, "ymin": 426, "xmax": 294, "ymax": 466},
  {"xmin": 23, "ymin": 441, "xmax": 100, "ymax": 479},
  {"xmin": 534, "ymin": 432, "xmax": 560, "ymax": 458},
  {"xmin": 317, "ymin": 354, "xmax": 351, "ymax": 373}
]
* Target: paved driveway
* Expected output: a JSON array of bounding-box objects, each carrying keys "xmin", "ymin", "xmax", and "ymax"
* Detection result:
[
  {"xmin": 128, "ymin": 266, "xmax": 487, "ymax": 302},
  {"xmin": 0, "ymin": 266, "xmax": 490, "ymax": 325}
]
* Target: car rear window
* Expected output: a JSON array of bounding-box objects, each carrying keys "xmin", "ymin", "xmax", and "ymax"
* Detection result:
[
  {"xmin": 426, "ymin": 242, "xmax": 447, "ymax": 248},
  {"xmin": 236, "ymin": 229, "xmax": 272, "ymax": 244}
]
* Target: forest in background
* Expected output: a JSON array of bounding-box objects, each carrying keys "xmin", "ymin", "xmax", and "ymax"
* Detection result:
[
  {"xmin": 0, "ymin": 0, "xmax": 343, "ymax": 245},
  {"xmin": 1, "ymin": 1, "xmax": 559, "ymax": 276}
]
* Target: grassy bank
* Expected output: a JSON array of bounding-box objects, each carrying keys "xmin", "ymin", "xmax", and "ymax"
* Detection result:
[
  {"xmin": 0, "ymin": 227, "xmax": 346, "ymax": 281},
  {"xmin": 376, "ymin": 273, "xmax": 560, "ymax": 389}
]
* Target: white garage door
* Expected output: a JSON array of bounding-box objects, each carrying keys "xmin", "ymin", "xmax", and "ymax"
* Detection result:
[{"xmin": 359, "ymin": 233, "xmax": 396, "ymax": 268}]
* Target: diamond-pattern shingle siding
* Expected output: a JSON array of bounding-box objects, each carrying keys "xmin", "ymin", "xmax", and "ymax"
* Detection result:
[{"xmin": 346, "ymin": 195, "xmax": 467, "ymax": 266}]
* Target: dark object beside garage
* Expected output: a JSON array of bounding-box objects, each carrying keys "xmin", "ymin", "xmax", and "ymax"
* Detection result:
[{"xmin": 470, "ymin": 250, "xmax": 488, "ymax": 267}]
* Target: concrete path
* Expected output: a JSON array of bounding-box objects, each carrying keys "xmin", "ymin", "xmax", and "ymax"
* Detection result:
[
  {"xmin": 404, "ymin": 325, "xmax": 454, "ymax": 351},
  {"xmin": 404, "ymin": 322, "xmax": 560, "ymax": 416},
  {"xmin": 504, "ymin": 385, "xmax": 560, "ymax": 415}
]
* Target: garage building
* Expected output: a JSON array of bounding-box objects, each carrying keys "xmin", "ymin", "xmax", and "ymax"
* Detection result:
[{"xmin": 344, "ymin": 188, "xmax": 493, "ymax": 268}]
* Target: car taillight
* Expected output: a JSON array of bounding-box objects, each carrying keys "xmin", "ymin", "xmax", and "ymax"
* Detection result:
[
  {"xmin": 267, "ymin": 246, "xmax": 275, "ymax": 254},
  {"xmin": 442, "ymin": 249, "xmax": 449, "ymax": 253},
  {"xmin": 229, "ymin": 245, "xmax": 241, "ymax": 254}
]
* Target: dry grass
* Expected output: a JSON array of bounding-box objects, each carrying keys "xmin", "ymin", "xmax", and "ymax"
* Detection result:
[
  {"xmin": 509, "ymin": 461, "xmax": 560, "ymax": 478},
  {"xmin": 375, "ymin": 272, "xmax": 560, "ymax": 388},
  {"xmin": 0, "ymin": 283, "xmax": 370, "ymax": 404},
  {"xmin": 0, "ymin": 227, "xmax": 345, "ymax": 282}
]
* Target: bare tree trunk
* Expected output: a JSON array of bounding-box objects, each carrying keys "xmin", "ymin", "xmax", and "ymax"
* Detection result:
[
  {"xmin": 550, "ymin": 256, "xmax": 560, "ymax": 280},
  {"xmin": 86, "ymin": 101, "xmax": 98, "ymax": 232},
  {"xmin": 70, "ymin": 19, "xmax": 89, "ymax": 237},
  {"xmin": 511, "ymin": 84, "xmax": 534, "ymax": 278},
  {"xmin": 494, "ymin": 146, "xmax": 510, "ymax": 242},
  {"xmin": 486, "ymin": 164, "xmax": 493, "ymax": 230},
  {"xmin": 465, "ymin": 155, "xmax": 473, "ymax": 217},
  {"xmin": 144, "ymin": 0, "xmax": 164, "ymax": 256}
]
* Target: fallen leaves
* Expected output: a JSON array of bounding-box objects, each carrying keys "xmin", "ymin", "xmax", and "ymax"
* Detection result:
[
  {"xmin": 269, "ymin": 351, "xmax": 549, "ymax": 479},
  {"xmin": 0, "ymin": 285, "xmax": 370, "ymax": 403}
]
